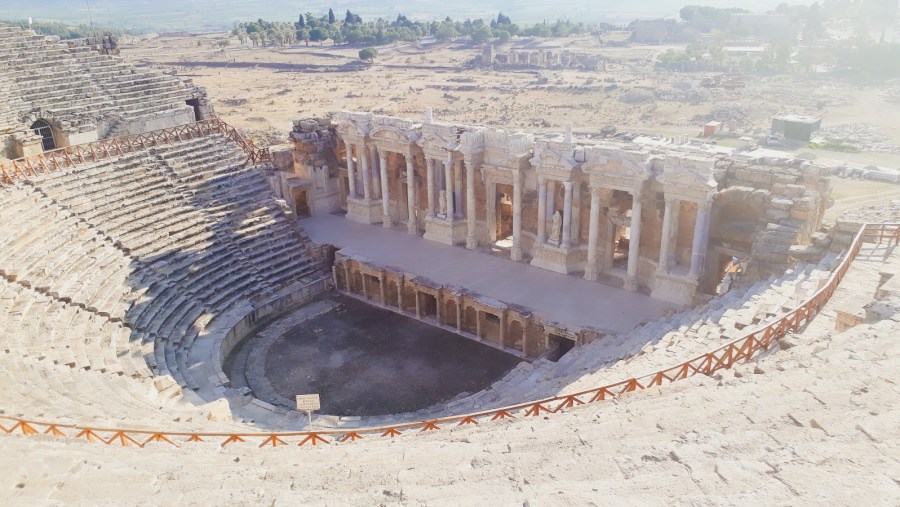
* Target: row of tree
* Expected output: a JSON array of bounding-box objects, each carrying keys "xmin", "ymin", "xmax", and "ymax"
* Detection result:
[
  {"xmin": 231, "ymin": 11, "xmax": 592, "ymax": 48},
  {"xmin": 2, "ymin": 19, "xmax": 139, "ymax": 39}
]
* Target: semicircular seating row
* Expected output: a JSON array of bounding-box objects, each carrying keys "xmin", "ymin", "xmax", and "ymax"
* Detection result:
[
  {"xmin": 0, "ymin": 133, "xmax": 321, "ymax": 430},
  {"xmin": 0, "ymin": 24, "xmax": 195, "ymax": 136}
]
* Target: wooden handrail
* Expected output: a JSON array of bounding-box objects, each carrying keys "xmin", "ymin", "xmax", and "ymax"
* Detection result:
[
  {"xmin": 0, "ymin": 117, "xmax": 270, "ymax": 186},
  {"xmin": 0, "ymin": 223, "xmax": 893, "ymax": 448}
]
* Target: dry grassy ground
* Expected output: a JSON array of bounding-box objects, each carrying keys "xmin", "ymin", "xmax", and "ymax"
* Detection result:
[{"xmin": 123, "ymin": 33, "xmax": 900, "ymax": 211}]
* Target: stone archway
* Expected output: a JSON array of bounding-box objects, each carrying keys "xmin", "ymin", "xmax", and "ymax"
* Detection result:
[
  {"xmin": 443, "ymin": 299, "xmax": 458, "ymax": 327},
  {"xmin": 462, "ymin": 305, "xmax": 477, "ymax": 334},
  {"xmin": 508, "ymin": 320, "xmax": 524, "ymax": 352},
  {"xmin": 30, "ymin": 119, "xmax": 56, "ymax": 151}
]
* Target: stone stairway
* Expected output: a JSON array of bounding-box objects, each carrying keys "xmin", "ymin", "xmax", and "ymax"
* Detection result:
[{"xmin": 2, "ymin": 245, "xmax": 897, "ymax": 505}]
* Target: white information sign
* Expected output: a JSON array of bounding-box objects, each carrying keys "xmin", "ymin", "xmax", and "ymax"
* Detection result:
[{"xmin": 296, "ymin": 394, "xmax": 321, "ymax": 412}]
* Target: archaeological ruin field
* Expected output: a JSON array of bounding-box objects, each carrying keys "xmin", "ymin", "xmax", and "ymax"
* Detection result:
[{"xmin": 0, "ymin": 17, "xmax": 899, "ymax": 506}]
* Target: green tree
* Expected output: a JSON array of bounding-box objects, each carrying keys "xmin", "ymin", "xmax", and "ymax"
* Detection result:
[
  {"xmin": 471, "ymin": 24, "xmax": 493, "ymax": 43},
  {"xmin": 297, "ymin": 28, "xmax": 310, "ymax": 46},
  {"xmin": 435, "ymin": 24, "xmax": 457, "ymax": 41},
  {"xmin": 328, "ymin": 8, "xmax": 336, "ymax": 24},
  {"xmin": 359, "ymin": 47, "xmax": 378, "ymax": 62},
  {"xmin": 309, "ymin": 27, "xmax": 327, "ymax": 44}
]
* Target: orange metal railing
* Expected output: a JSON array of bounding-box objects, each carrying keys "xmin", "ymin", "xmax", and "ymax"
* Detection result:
[
  {"xmin": 0, "ymin": 223, "xmax": 895, "ymax": 448},
  {"xmin": 0, "ymin": 117, "xmax": 270, "ymax": 186}
]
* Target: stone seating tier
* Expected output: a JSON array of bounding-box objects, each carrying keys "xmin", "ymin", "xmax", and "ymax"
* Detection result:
[
  {"xmin": 0, "ymin": 132, "xmax": 321, "ymax": 429},
  {"xmin": 0, "ymin": 25, "xmax": 198, "ymax": 139},
  {"xmin": 407, "ymin": 256, "xmax": 838, "ymax": 419}
]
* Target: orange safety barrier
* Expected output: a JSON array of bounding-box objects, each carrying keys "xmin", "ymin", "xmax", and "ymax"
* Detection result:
[
  {"xmin": 0, "ymin": 117, "xmax": 270, "ymax": 186},
  {"xmin": 0, "ymin": 223, "xmax": 894, "ymax": 449}
]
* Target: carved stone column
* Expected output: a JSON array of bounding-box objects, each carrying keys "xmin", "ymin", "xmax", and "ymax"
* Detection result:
[
  {"xmin": 561, "ymin": 181, "xmax": 574, "ymax": 248},
  {"xmin": 406, "ymin": 154, "xmax": 416, "ymax": 235},
  {"xmin": 379, "ymin": 152, "xmax": 391, "ymax": 228},
  {"xmin": 656, "ymin": 196, "xmax": 677, "ymax": 274},
  {"xmin": 602, "ymin": 194, "xmax": 615, "ymax": 272},
  {"xmin": 571, "ymin": 181, "xmax": 581, "ymax": 245},
  {"xmin": 546, "ymin": 180, "xmax": 556, "ymax": 223},
  {"xmin": 584, "ymin": 187, "xmax": 601, "ymax": 281},
  {"xmin": 426, "ymin": 158, "xmax": 435, "ymax": 216},
  {"xmin": 690, "ymin": 195, "xmax": 713, "ymax": 278},
  {"xmin": 511, "ymin": 169, "xmax": 523, "ymax": 261},
  {"xmin": 370, "ymin": 145, "xmax": 381, "ymax": 199},
  {"xmin": 625, "ymin": 189, "xmax": 643, "ymax": 292},
  {"xmin": 465, "ymin": 157, "xmax": 477, "ymax": 249},
  {"xmin": 359, "ymin": 143, "xmax": 371, "ymax": 200},
  {"xmin": 443, "ymin": 156, "xmax": 455, "ymax": 218},
  {"xmin": 537, "ymin": 178, "xmax": 547, "ymax": 244},
  {"xmin": 346, "ymin": 145, "xmax": 357, "ymax": 199}
]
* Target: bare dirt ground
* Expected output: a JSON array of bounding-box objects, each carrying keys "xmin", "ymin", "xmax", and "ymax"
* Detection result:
[
  {"xmin": 123, "ymin": 32, "xmax": 900, "ymax": 211},
  {"xmin": 257, "ymin": 295, "xmax": 521, "ymax": 416}
]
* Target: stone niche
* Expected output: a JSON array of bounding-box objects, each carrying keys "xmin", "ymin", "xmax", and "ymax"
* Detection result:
[{"xmin": 285, "ymin": 110, "xmax": 833, "ymax": 307}]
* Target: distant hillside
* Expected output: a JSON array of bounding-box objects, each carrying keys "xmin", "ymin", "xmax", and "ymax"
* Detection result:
[{"xmin": 0, "ymin": 0, "xmax": 798, "ymax": 32}]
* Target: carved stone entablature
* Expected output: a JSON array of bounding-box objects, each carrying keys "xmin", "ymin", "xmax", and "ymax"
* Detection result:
[
  {"xmin": 583, "ymin": 147, "xmax": 653, "ymax": 191},
  {"xmin": 482, "ymin": 129, "xmax": 534, "ymax": 168},
  {"xmin": 531, "ymin": 139, "xmax": 581, "ymax": 181},
  {"xmin": 458, "ymin": 129, "xmax": 485, "ymax": 165},
  {"xmin": 418, "ymin": 123, "xmax": 460, "ymax": 160},
  {"xmin": 334, "ymin": 112, "xmax": 374, "ymax": 145},
  {"xmin": 459, "ymin": 129, "xmax": 484, "ymax": 152},
  {"xmin": 657, "ymin": 155, "xmax": 718, "ymax": 201},
  {"xmin": 371, "ymin": 125, "xmax": 419, "ymax": 152},
  {"xmin": 481, "ymin": 163, "xmax": 516, "ymax": 184}
]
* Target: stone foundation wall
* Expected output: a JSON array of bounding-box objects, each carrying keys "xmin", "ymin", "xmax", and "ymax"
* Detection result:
[{"xmin": 334, "ymin": 253, "xmax": 605, "ymax": 358}]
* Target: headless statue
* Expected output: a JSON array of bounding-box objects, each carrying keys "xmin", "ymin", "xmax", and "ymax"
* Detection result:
[
  {"xmin": 549, "ymin": 210, "xmax": 562, "ymax": 243},
  {"xmin": 438, "ymin": 189, "xmax": 448, "ymax": 216}
]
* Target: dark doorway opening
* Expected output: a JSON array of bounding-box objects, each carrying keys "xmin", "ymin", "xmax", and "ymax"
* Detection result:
[
  {"xmin": 293, "ymin": 188, "xmax": 311, "ymax": 218},
  {"xmin": 30, "ymin": 119, "xmax": 56, "ymax": 151},
  {"xmin": 186, "ymin": 98, "xmax": 202, "ymax": 121},
  {"xmin": 547, "ymin": 334, "xmax": 575, "ymax": 362}
]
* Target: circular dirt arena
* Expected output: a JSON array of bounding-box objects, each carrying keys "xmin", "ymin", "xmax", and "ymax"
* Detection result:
[{"xmin": 231, "ymin": 295, "xmax": 523, "ymax": 416}]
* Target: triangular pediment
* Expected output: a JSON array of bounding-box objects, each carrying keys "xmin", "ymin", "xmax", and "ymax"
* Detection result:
[
  {"xmin": 371, "ymin": 127, "xmax": 409, "ymax": 143},
  {"xmin": 417, "ymin": 131, "xmax": 456, "ymax": 150},
  {"xmin": 658, "ymin": 166, "xmax": 717, "ymax": 192},
  {"xmin": 530, "ymin": 149, "xmax": 576, "ymax": 170},
  {"xmin": 583, "ymin": 153, "xmax": 652, "ymax": 182}
]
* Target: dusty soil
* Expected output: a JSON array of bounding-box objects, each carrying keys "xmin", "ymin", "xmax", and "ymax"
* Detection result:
[
  {"xmin": 123, "ymin": 33, "xmax": 900, "ymax": 208},
  {"xmin": 264, "ymin": 295, "xmax": 521, "ymax": 416}
]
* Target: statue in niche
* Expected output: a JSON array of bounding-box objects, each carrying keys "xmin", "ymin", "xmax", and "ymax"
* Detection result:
[
  {"xmin": 439, "ymin": 189, "xmax": 448, "ymax": 216},
  {"xmin": 549, "ymin": 210, "xmax": 562, "ymax": 244}
]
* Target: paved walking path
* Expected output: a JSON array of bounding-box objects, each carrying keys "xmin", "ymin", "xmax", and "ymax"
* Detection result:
[{"xmin": 301, "ymin": 214, "xmax": 673, "ymax": 333}]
